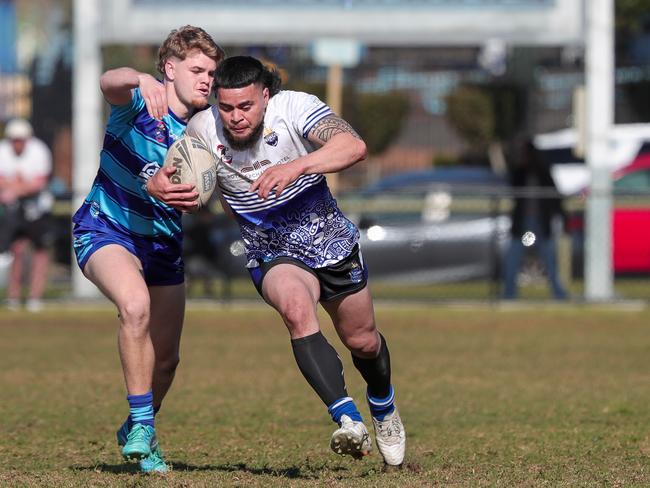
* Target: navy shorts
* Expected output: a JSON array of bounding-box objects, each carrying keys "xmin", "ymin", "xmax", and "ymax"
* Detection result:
[
  {"xmin": 72, "ymin": 224, "xmax": 184, "ymax": 286},
  {"xmin": 249, "ymin": 244, "xmax": 368, "ymax": 302}
]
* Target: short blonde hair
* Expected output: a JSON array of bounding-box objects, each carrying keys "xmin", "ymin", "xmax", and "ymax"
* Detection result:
[{"xmin": 157, "ymin": 25, "xmax": 225, "ymax": 75}]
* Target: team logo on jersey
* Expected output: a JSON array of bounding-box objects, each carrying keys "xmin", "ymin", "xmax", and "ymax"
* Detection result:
[
  {"xmin": 154, "ymin": 121, "xmax": 167, "ymax": 142},
  {"xmin": 264, "ymin": 127, "xmax": 278, "ymax": 146},
  {"xmin": 216, "ymin": 144, "xmax": 233, "ymax": 164},
  {"xmin": 241, "ymin": 159, "xmax": 272, "ymax": 177},
  {"xmin": 138, "ymin": 162, "xmax": 161, "ymax": 190}
]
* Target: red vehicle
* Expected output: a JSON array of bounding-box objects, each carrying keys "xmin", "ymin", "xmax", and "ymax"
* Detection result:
[
  {"xmin": 536, "ymin": 126, "xmax": 650, "ymax": 275},
  {"xmin": 610, "ymin": 145, "xmax": 650, "ymax": 273}
]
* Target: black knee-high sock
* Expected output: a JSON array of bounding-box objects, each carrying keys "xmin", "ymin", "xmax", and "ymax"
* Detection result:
[
  {"xmin": 291, "ymin": 331, "xmax": 348, "ymax": 406},
  {"xmin": 352, "ymin": 332, "xmax": 391, "ymax": 399}
]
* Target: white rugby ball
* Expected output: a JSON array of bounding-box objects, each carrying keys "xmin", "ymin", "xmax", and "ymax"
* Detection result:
[{"xmin": 163, "ymin": 134, "xmax": 217, "ymax": 211}]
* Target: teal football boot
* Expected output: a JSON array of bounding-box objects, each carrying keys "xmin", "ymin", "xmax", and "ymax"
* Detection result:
[{"xmin": 121, "ymin": 423, "xmax": 157, "ymax": 460}]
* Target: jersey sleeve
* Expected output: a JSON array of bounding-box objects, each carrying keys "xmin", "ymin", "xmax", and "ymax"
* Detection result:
[
  {"xmin": 186, "ymin": 108, "xmax": 212, "ymax": 148},
  {"xmin": 106, "ymin": 87, "xmax": 147, "ymax": 127},
  {"xmin": 284, "ymin": 91, "xmax": 333, "ymax": 139}
]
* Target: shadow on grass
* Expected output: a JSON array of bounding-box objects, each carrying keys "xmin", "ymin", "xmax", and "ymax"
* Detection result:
[
  {"xmin": 70, "ymin": 463, "xmax": 141, "ymax": 474},
  {"xmin": 71, "ymin": 461, "xmax": 349, "ymax": 479}
]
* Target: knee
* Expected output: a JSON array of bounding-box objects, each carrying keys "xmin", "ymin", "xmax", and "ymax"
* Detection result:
[
  {"xmin": 343, "ymin": 325, "xmax": 380, "ymax": 357},
  {"xmin": 155, "ymin": 354, "xmax": 180, "ymax": 376},
  {"xmin": 118, "ymin": 296, "xmax": 150, "ymax": 334},
  {"xmin": 279, "ymin": 300, "xmax": 316, "ymax": 336}
]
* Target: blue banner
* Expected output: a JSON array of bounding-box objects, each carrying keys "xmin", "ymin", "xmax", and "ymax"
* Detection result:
[{"xmin": 0, "ymin": 0, "xmax": 17, "ymax": 73}]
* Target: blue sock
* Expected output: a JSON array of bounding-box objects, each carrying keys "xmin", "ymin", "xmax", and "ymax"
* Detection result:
[
  {"xmin": 126, "ymin": 404, "xmax": 159, "ymax": 429},
  {"xmin": 127, "ymin": 391, "xmax": 155, "ymax": 427},
  {"xmin": 368, "ymin": 385, "xmax": 395, "ymax": 421},
  {"xmin": 328, "ymin": 396, "xmax": 363, "ymax": 425}
]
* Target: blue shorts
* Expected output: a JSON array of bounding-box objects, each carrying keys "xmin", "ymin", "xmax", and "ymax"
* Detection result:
[{"xmin": 72, "ymin": 224, "xmax": 184, "ymax": 286}]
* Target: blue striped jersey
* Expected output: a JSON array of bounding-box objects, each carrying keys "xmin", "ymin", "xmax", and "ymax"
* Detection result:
[
  {"xmin": 187, "ymin": 90, "xmax": 360, "ymax": 269},
  {"xmin": 72, "ymin": 88, "xmax": 185, "ymax": 241}
]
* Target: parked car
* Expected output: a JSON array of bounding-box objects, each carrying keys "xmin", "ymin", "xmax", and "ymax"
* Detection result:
[
  {"xmin": 535, "ymin": 124, "xmax": 650, "ymax": 275},
  {"xmin": 205, "ymin": 167, "xmax": 511, "ymax": 284}
]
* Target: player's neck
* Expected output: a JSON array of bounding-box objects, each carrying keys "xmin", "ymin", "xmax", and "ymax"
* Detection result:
[{"xmin": 165, "ymin": 83, "xmax": 192, "ymax": 122}]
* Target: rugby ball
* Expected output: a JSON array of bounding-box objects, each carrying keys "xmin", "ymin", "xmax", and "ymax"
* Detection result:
[{"xmin": 163, "ymin": 134, "xmax": 217, "ymax": 211}]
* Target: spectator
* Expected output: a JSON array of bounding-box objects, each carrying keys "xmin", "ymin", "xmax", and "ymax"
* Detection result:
[
  {"xmin": 0, "ymin": 118, "xmax": 54, "ymax": 312},
  {"xmin": 502, "ymin": 135, "xmax": 568, "ymax": 300}
]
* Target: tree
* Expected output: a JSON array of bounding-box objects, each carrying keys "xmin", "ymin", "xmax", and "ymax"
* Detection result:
[{"xmin": 445, "ymin": 83, "xmax": 524, "ymax": 173}]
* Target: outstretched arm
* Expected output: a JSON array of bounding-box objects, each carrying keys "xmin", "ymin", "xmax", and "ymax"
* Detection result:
[
  {"xmin": 100, "ymin": 67, "xmax": 168, "ymax": 120},
  {"xmin": 249, "ymin": 114, "xmax": 367, "ymax": 199}
]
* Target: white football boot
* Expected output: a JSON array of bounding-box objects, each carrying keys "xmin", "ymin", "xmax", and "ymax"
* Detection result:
[
  {"xmin": 330, "ymin": 414, "xmax": 372, "ymax": 459},
  {"xmin": 371, "ymin": 407, "xmax": 406, "ymax": 466}
]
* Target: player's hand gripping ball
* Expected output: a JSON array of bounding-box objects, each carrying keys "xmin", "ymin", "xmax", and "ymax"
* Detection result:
[{"xmin": 163, "ymin": 134, "xmax": 217, "ymax": 212}]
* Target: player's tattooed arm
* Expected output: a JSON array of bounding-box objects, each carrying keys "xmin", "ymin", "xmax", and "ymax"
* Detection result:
[{"xmin": 310, "ymin": 115, "xmax": 361, "ymax": 145}]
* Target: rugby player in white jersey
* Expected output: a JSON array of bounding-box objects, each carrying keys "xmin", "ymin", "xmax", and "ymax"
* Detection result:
[
  {"xmin": 72, "ymin": 26, "xmax": 224, "ymax": 472},
  {"xmin": 148, "ymin": 55, "xmax": 406, "ymax": 466}
]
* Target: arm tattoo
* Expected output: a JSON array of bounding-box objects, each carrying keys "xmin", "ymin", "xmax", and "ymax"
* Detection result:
[{"xmin": 311, "ymin": 115, "xmax": 361, "ymax": 143}]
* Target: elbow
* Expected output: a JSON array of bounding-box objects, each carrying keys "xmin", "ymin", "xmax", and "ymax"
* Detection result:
[
  {"xmin": 354, "ymin": 138, "xmax": 368, "ymax": 163},
  {"xmin": 99, "ymin": 73, "xmax": 110, "ymax": 93}
]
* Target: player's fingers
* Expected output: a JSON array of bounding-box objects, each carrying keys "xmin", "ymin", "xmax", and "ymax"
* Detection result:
[
  {"xmin": 167, "ymin": 183, "xmax": 196, "ymax": 192},
  {"xmin": 143, "ymin": 97, "xmax": 156, "ymax": 119},
  {"xmin": 176, "ymin": 191, "xmax": 199, "ymax": 201},
  {"xmin": 153, "ymin": 92, "xmax": 167, "ymax": 119},
  {"xmin": 258, "ymin": 181, "xmax": 273, "ymax": 199},
  {"xmin": 275, "ymin": 181, "xmax": 287, "ymax": 197},
  {"xmin": 162, "ymin": 166, "xmax": 178, "ymax": 176},
  {"xmin": 171, "ymin": 200, "xmax": 199, "ymax": 209}
]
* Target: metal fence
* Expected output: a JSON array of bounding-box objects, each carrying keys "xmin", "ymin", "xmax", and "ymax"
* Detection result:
[{"xmin": 10, "ymin": 184, "xmax": 646, "ymax": 304}]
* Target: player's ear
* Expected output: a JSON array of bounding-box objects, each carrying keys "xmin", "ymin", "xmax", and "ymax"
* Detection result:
[
  {"xmin": 164, "ymin": 58, "xmax": 176, "ymax": 81},
  {"xmin": 262, "ymin": 87, "xmax": 269, "ymax": 105}
]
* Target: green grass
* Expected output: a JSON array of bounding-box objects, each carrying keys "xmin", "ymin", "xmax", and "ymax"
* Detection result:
[{"xmin": 1, "ymin": 304, "xmax": 650, "ymax": 486}]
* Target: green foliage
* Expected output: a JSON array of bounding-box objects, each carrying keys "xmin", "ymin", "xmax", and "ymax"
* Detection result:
[
  {"xmin": 101, "ymin": 45, "xmax": 158, "ymax": 75},
  {"xmin": 445, "ymin": 85, "xmax": 494, "ymax": 150},
  {"xmin": 353, "ymin": 91, "xmax": 410, "ymax": 155},
  {"xmin": 445, "ymin": 83, "xmax": 525, "ymax": 155},
  {"xmin": 432, "ymin": 152, "xmax": 459, "ymax": 167},
  {"xmin": 616, "ymin": 0, "xmax": 650, "ymax": 34},
  {"xmin": 285, "ymin": 80, "xmax": 409, "ymax": 155}
]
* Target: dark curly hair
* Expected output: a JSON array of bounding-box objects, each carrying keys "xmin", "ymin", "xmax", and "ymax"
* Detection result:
[{"xmin": 213, "ymin": 56, "xmax": 282, "ymax": 97}]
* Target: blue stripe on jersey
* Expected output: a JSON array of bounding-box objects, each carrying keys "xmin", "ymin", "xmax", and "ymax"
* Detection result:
[
  {"xmin": 90, "ymin": 170, "xmax": 178, "ymax": 222},
  {"xmin": 97, "ymin": 151, "xmax": 148, "ymax": 198},
  {"xmin": 84, "ymin": 185, "xmax": 181, "ymax": 238},
  {"xmin": 103, "ymin": 132, "xmax": 157, "ymax": 176},
  {"xmin": 302, "ymin": 105, "xmax": 332, "ymax": 138},
  {"xmin": 221, "ymin": 174, "xmax": 324, "ymax": 213},
  {"xmin": 74, "ymin": 87, "xmax": 188, "ymax": 240}
]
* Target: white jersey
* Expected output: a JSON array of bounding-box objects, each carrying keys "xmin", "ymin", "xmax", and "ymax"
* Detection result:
[
  {"xmin": 187, "ymin": 90, "xmax": 359, "ymax": 269},
  {"xmin": 0, "ymin": 137, "xmax": 53, "ymax": 220},
  {"xmin": 0, "ymin": 137, "xmax": 51, "ymax": 181}
]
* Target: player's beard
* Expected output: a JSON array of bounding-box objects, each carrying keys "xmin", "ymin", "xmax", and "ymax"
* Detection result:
[
  {"xmin": 222, "ymin": 121, "xmax": 264, "ymax": 151},
  {"xmin": 190, "ymin": 95, "xmax": 210, "ymax": 111}
]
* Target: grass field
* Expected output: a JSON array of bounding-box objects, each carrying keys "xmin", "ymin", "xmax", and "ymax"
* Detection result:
[{"xmin": 1, "ymin": 303, "xmax": 650, "ymax": 487}]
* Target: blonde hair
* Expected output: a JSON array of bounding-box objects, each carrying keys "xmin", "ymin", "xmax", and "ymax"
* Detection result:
[{"xmin": 157, "ymin": 25, "xmax": 225, "ymax": 75}]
